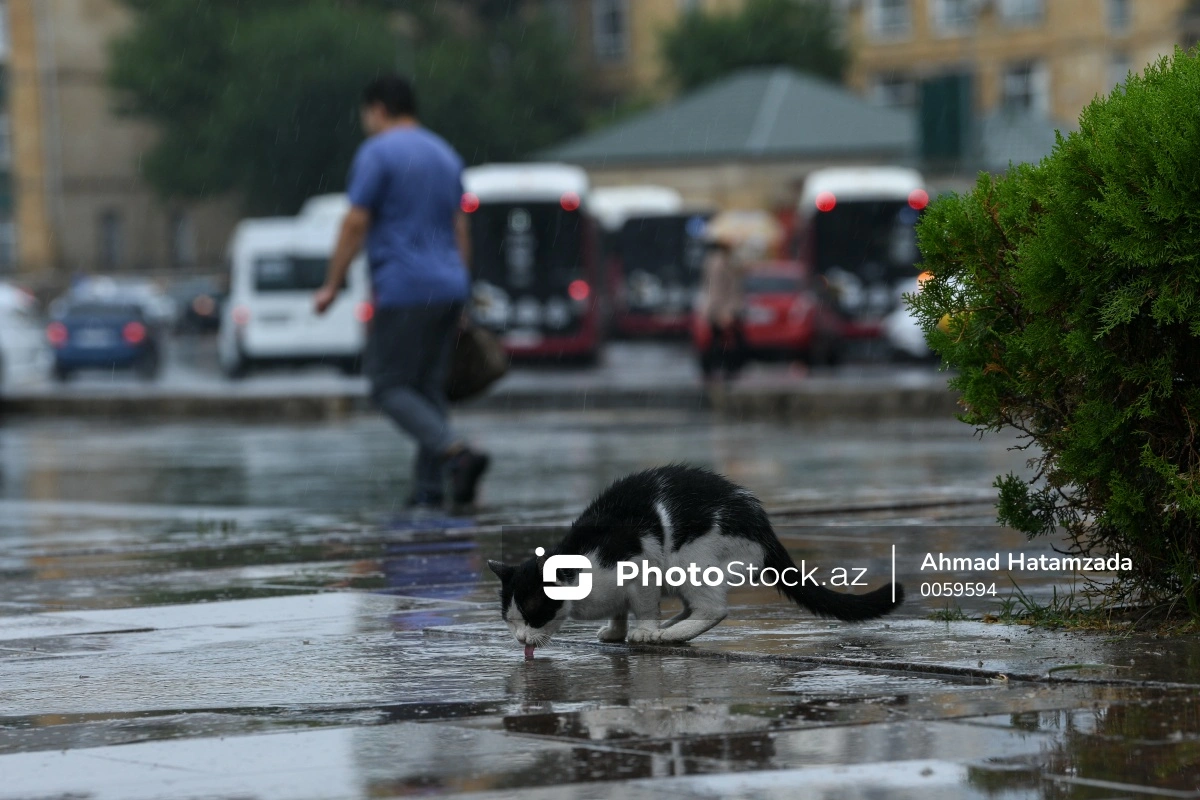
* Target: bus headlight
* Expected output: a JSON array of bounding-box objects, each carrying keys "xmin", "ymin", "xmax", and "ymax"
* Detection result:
[
  {"xmin": 826, "ymin": 268, "xmax": 863, "ymax": 313},
  {"xmin": 472, "ymin": 282, "xmax": 511, "ymax": 328},
  {"xmin": 544, "ymin": 297, "xmax": 572, "ymax": 330},
  {"xmin": 514, "ymin": 296, "xmax": 542, "ymax": 328},
  {"xmin": 630, "ymin": 271, "xmax": 664, "ymax": 309}
]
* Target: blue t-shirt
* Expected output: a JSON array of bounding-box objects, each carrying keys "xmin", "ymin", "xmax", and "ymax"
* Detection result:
[{"xmin": 346, "ymin": 127, "xmax": 470, "ymax": 308}]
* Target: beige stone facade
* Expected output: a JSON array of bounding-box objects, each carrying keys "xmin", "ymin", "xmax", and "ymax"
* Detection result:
[
  {"xmin": 586, "ymin": 155, "xmax": 904, "ymax": 211},
  {"xmin": 5, "ymin": 0, "xmax": 238, "ymax": 279},
  {"xmin": 845, "ymin": 0, "xmax": 1194, "ymax": 124},
  {"xmin": 550, "ymin": 0, "xmax": 746, "ymax": 100}
]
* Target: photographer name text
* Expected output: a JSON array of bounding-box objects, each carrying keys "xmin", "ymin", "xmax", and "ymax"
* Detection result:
[{"xmin": 920, "ymin": 552, "xmax": 1132, "ymax": 572}]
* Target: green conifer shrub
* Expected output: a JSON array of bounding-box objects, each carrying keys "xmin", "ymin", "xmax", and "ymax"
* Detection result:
[{"xmin": 910, "ymin": 48, "xmax": 1200, "ymax": 614}]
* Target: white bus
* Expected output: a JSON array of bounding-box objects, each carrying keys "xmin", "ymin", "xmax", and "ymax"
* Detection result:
[
  {"xmin": 462, "ymin": 163, "xmax": 601, "ymax": 360},
  {"xmin": 218, "ymin": 195, "xmax": 371, "ymax": 378},
  {"xmin": 795, "ymin": 167, "xmax": 929, "ymax": 338}
]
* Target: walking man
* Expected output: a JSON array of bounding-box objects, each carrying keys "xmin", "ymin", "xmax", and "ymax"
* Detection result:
[{"xmin": 315, "ymin": 75, "xmax": 489, "ymax": 510}]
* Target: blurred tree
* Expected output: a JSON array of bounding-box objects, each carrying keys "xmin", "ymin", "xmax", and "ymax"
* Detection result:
[
  {"xmin": 412, "ymin": 11, "xmax": 588, "ymax": 163},
  {"xmin": 110, "ymin": 1, "xmax": 399, "ymax": 214},
  {"xmin": 661, "ymin": 0, "xmax": 848, "ymax": 91},
  {"xmin": 110, "ymin": 0, "xmax": 589, "ymax": 214}
]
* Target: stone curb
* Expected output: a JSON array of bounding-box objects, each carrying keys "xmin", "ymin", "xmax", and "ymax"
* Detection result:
[{"xmin": 0, "ymin": 386, "xmax": 960, "ymax": 421}]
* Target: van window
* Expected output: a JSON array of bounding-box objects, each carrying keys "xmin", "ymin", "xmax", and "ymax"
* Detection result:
[{"xmin": 254, "ymin": 256, "xmax": 337, "ymax": 292}]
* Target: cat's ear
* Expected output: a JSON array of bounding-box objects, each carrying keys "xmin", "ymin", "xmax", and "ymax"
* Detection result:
[{"xmin": 487, "ymin": 560, "xmax": 515, "ymax": 582}]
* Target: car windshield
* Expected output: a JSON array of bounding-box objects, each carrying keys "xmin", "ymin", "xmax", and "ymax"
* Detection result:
[
  {"xmin": 745, "ymin": 275, "xmax": 802, "ymax": 294},
  {"xmin": 66, "ymin": 303, "xmax": 141, "ymax": 319}
]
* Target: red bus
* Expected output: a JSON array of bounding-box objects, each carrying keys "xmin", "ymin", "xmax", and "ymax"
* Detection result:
[
  {"xmin": 794, "ymin": 167, "xmax": 929, "ymax": 340},
  {"xmin": 461, "ymin": 164, "xmax": 601, "ymax": 361}
]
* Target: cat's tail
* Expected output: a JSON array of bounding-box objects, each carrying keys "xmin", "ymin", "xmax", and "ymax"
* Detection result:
[{"xmin": 764, "ymin": 540, "xmax": 904, "ymax": 622}]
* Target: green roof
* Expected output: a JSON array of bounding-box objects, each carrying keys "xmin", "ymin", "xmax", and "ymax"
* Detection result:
[{"xmin": 543, "ymin": 68, "xmax": 916, "ymax": 165}]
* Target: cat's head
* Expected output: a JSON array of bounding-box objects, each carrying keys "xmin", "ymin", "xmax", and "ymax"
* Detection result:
[{"xmin": 487, "ymin": 556, "xmax": 571, "ymax": 648}]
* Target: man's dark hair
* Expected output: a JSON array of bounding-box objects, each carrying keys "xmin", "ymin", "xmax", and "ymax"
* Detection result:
[{"xmin": 362, "ymin": 75, "xmax": 417, "ymax": 118}]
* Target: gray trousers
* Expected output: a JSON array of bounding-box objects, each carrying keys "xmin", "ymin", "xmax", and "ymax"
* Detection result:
[{"xmin": 367, "ymin": 303, "xmax": 463, "ymax": 498}]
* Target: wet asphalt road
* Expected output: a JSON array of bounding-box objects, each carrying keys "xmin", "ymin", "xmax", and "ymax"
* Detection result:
[
  {"xmin": 2, "ymin": 413, "xmax": 1200, "ymax": 798},
  {"xmin": 5, "ymin": 333, "xmax": 943, "ymax": 400}
]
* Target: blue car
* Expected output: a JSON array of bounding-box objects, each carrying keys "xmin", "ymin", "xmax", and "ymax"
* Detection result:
[{"xmin": 48, "ymin": 301, "xmax": 161, "ymax": 381}]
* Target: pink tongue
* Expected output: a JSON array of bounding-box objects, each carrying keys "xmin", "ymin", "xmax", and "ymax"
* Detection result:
[{"xmin": 524, "ymin": 645, "xmax": 535, "ymax": 659}]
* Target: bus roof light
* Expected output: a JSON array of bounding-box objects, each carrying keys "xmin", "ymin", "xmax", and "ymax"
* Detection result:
[
  {"xmin": 815, "ymin": 191, "xmax": 836, "ymax": 212},
  {"xmin": 560, "ymin": 192, "xmax": 581, "ymax": 212},
  {"xmin": 460, "ymin": 193, "xmax": 480, "ymax": 213},
  {"xmin": 908, "ymin": 189, "xmax": 929, "ymax": 210}
]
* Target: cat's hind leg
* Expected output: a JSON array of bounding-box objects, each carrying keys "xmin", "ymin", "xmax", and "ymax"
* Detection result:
[
  {"xmin": 597, "ymin": 613, "xmax": 628, "ymax": 642},
  {"xmin": 660, "ymin": 599, "xmax": 692, "ymax": 629},
  {"xmin": 652, "ymin": 586, "xmax": 726, "ymax": 643}
]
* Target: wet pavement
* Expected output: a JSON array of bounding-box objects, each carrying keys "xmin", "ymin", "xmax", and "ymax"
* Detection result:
[{"xmin": 2, "ymin": 413, "xmax": 1199, "ymax": 798}]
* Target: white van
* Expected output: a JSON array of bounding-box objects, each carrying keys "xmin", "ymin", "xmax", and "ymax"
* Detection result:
[
  {"xmin": 0, "ymin": 282, "xmax": 50, "ymax": 389},
  {"xmin": 218, "ymin": 194, "xmax": 370, "ymax": 378}
]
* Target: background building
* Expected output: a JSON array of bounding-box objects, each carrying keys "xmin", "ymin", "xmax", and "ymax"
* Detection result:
[
  {"xmin": 544, "ymin": 67, "xmax": 914, "ymax": 209},
  {"xmin": 5, "ymin": 0, "xmax": 237, "ymax": 281},
  {"xmin": 845, "ymin": 0, "xmax": 1198, "ymax": 177},
  {"xmin": 545, "ymin": 0, "xmax": 747, "ymax": 101}
]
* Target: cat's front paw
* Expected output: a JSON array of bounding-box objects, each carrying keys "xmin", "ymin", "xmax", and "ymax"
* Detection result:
[
  {"xmin": 626, "ymin": 627, "xmax": 662, "ymax": 644},
  {"xmin": 596, "ymin": 625, "xmax": 626, "ymax": 642}
]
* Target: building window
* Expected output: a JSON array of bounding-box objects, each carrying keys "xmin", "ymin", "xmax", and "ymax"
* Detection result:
[
  {"xmin": 170, "ymin": 211, "xmax": 196, "ymax": 268},
  {"xmin": 1107, "ymin": 0, "xmax": 1131, "ymax": 32},
  {"xmin": 0, "ymin": 217, "xmax": 15, "ymax": 273},
  {"xmin": 931, "ymin": 0, "xmax": 975, "ymax": 35},
  {"xmin": 1107, "ymin": 53, "xmax": 1132, "ymax": 90},
  {"xmin": 98, "ymin": 209, "xmax": 124, "ymax": 270},
  {"xmin": 591, "ymin": 0, "xmax": 629, "ymax": 62},
  {"xmin": 867, "ymin": 0, "xmax": 911, "ymax": 39},
  {"xmin": 870, "ymin": 75, "xmax": 916, "ymax": 107},
  {"xmin": 1002, "ymin": 61, "xmax": 1050, "ymax": 115},
  {"xmin": 0, "ymin": 114, "xmax": 10, "ymax": 170},
  {"xmin": 999, "ymin": 0, "xmax": 1044, "ymax": 26}
]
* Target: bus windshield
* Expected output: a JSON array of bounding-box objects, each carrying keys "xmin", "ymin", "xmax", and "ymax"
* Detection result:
[
  {"xmin": 812, "ymin": 200, "xmax": 921, "ymax": 284},
  {"xmin": 468, "ymin": 201, "xmax": 587, "ymax": 333},
  {"xmin": 469, "ymin": 202, "xmax": 584, "ymax": 296},
  {"xmin": 619, "ymin": 216, "xmax": 706, "ymax": 287}
]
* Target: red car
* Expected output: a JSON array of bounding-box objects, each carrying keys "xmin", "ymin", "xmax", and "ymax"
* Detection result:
[{"xmin": 692, "ymin": 261, "xmax": 844, "ymax": 365}]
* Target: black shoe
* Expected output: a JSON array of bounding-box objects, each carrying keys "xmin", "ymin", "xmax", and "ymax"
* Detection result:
[{"xmin": 448, "ymin": 448, "xmax": 490, "ymax": 506}]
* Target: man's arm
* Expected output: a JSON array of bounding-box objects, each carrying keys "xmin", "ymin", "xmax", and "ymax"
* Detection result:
[
  {"xmin": 455, "ymin": 211, "xmax": 471, "ymax": 273},
  {"xmin": 314, "ymin": 206, "xmax": 371, "ymax": 314}
]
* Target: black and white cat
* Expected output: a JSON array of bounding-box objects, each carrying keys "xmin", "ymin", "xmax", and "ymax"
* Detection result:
[{"xmin": 488, "ymin": 465, "xmax": 904, "ymax": 649}]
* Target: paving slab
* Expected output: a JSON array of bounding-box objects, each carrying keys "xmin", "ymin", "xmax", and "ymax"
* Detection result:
[{"xmin": 3, "ymin": 414, "xmax": 1200, "ymax": 797}]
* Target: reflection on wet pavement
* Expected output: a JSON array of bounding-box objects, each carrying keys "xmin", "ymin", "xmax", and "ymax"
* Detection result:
[{"xmin": 2, "ymin": 414, "xmax": 1200, "ymax": 797}]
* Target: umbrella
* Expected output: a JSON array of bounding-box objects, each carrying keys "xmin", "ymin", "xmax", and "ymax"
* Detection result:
[{"xmin": 702, "ymin": 210, "xmax": 784, "ymax": 259}]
